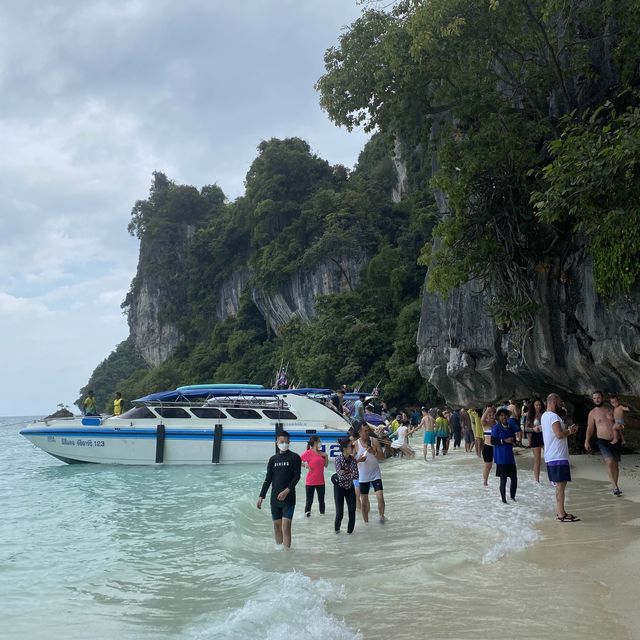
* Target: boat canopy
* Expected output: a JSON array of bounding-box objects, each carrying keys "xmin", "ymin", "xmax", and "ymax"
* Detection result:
[
  {"xmin": 134, "ymin": 387, "xmax": 333, "ymax": 403},
  {"xmin": 344, "ymin": 392, "xmax": 375, "ymax": 400},
  {"xmin": 176, "ymin": 383, "xmax": 265, "ymax": 391}
]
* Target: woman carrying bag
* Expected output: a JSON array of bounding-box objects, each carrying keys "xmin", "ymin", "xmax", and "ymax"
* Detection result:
[{"xmin": 332, "ymin": 438, "xmax": 359, "ymax": 534}]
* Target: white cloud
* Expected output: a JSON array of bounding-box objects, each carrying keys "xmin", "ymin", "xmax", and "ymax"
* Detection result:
[
  {"xmin": 0, "ymin": 0, "xmax": 369, "ymax": 415},
  {"xmin": 0, "ymin": 292, "xmax": 52, "ymax": 317}
]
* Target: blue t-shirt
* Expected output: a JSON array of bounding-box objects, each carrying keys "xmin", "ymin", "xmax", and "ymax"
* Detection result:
[
  {"xmin": 507, "ymin": 417, "xmax": 522, "ymax": 433},
  {"xmin": 491, "ymin": 423, "xmax": 517, "ymax": 465}
]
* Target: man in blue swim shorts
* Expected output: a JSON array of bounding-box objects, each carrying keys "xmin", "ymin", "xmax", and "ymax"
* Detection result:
[{"xmin": 541, "ymin": 393, "xmax": 579, "ymax": 522}]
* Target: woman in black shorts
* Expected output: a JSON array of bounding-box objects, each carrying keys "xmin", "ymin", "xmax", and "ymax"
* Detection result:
[
  {"xmin": 525, "ymin": 398, "xmax": 545, "ymax": 483},
  {"xmin": 481, "ymin": 405, "xmax": 496, "ymax": 486}
]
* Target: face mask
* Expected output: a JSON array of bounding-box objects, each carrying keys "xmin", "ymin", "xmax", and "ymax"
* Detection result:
[{"xmin": 277, "ymin": 442, "xmax": 289, "ymax": 452}]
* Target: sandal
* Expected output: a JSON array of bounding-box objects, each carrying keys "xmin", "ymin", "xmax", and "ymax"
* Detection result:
[{"xmin": 556, "ymin": 513, "xmax": 580, "ymax": 522}]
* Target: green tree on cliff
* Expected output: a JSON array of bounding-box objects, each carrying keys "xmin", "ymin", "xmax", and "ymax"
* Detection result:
[{"xmin": 317, "ymin": 0, "xmax": 640, "ymax": 323}]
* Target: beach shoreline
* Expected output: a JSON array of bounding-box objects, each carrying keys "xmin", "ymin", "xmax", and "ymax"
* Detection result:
[
  {"xmin": 520, "ymin": 449, "xmax": 640, "ymax": 640},
  {"xmin": 567, "ymin": 452, "xmax": 640, "ymax": 640}
]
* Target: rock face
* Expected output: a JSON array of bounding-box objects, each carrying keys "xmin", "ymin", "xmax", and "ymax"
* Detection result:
[
  {"xmin": 127, "ymin": 222, "xmax": 196, "ymax": 368},
  {"xmin": 216, "ymin": 268, "xmax": 252, "ymax": 321},
  {"xmin": 129, "ymin": 280, "xmax": 184, "ymax": 367},
  {"xmin": 216, "ymin": 255, "xmax": 367, "ymax": 335},
  {"xmin": 417, "ymin": 248, "xmax": 640, "ymax": 407},
  {"xmin": 391, "ymin": 137, "xmax": 409, "ymax": 204},
  {"xmin": 128, "ymin": 208, "xmax": 367, "ymax": 366}
]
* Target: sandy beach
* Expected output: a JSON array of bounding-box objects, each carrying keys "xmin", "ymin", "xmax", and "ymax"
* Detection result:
[{"xmin": 518, "ymin": 450, "xmax": 640, "ymax": 640}]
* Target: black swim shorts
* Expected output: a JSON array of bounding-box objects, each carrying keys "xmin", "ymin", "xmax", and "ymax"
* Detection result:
[
  {"xmin": 597, "ymin": 438, "xmax": 621, "ymax": 461},
  {"xmin": 271, "ymin": 503, "xmax": 295, "ymax": 521},
  {"xmin": 529, "ymin": 431, "xmax": 544, "ymax": 448},
  {"xmin": 359, "ymin": 478, "xmax": 383, "ymax": 494}
]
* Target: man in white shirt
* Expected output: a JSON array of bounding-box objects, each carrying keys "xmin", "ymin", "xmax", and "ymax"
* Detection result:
[{"xmin": 541, "ymin": 393, "xmax": 579, "ymax": 522}]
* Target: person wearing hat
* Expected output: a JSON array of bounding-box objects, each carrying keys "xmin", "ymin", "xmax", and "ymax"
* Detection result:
[{"xmin": 491, "ymin": 408, "xmax": 519, "ymax": 503}]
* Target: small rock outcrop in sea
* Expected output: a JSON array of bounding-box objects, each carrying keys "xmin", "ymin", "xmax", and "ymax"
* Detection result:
[{"xmin": 45, "ymin": 408, "xmax": 74, "ymax": 419}]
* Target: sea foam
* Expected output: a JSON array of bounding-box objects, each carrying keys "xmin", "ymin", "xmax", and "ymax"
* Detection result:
[{"xmin": 186, "ymin": 571, "xmax": 360, "ymax": 640}]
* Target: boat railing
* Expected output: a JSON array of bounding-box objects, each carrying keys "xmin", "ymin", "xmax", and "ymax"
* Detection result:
[
  {"xmin": 37, "ymin": 414, "xmax": 105, "ymax": 426},
  {"xmin": 138, "ymin": 397, "xmax": 290, "ymax": 410}
]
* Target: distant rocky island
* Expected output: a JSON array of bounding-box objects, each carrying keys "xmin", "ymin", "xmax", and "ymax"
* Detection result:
[{"xmin": 45, "ymin": 407, "xmax": 74, "ymax": 420}]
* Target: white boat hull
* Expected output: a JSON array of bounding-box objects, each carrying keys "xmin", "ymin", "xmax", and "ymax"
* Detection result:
[{"xmin": 20, "ymin": 423, "xmax": 350, "ymax": 465}]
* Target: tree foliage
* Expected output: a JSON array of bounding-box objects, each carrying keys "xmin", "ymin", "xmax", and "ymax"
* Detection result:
[
  {"xmin": 532, "ymin": 97, "xmax": 640, "ymax": 296},
  {"xmin": 76, "ymin": 337, "xmax": 147, "ymax": 413},
  {"xmin": 88, "ymin": 133, "xmax": 437, "ymax": 409},
  {"xmin": 318, "ymin": 0, "xmax": 640, "ymax": 322},
  {"xmin": 83, "ymin": 0, "xmax": 640, "ymax": 411}
]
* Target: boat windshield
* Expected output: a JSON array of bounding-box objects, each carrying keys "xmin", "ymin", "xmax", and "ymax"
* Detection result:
[{"xmin": 119, "ymin": 406, "xmax": 156, "ymax": 420}]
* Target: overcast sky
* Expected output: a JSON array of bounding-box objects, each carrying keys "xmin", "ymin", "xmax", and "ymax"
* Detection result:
[{"xmin": 0, "ymin": 0, "xmax": 369, "ymax": 416}]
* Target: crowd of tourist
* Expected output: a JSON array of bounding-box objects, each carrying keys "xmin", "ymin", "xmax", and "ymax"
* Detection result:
[{"xmin": 257, "ymin": 388, "xmax": 630, "ymax": 549}]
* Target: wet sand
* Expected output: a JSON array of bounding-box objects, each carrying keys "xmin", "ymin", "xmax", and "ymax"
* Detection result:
[
  {"xmin": 320, "ymin": 446, "xmax": 640, "ymax": 640},
  {"xmin": 523, "ymin": 451, "xmax": 640, "ymax": 640}
]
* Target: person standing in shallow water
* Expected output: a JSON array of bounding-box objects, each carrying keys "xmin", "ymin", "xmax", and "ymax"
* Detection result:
[
  {"xmin": 469, "ymin": 407, "xmax": 483, "ymax": 457},
  {"xmin": 481, "ymin": 405, "xmax": 496, "ymax": 486},
  {"xmin": 421, "ymin": 407, "xmax": 436, "ymax": 461},
  {"xmin": 301, "ymin": 435, "xmax": 328, "ymax": 516},
  {"xmin": 451, "ymin": 408, "xmax": 462, "ymax": 449},
  {"xmin": 525, "ymin": 398, "xmax": 545, "ymax": 483},
  {"xmin": 333, "ymin": 439, "xmax": 359, "ymax": 533},
  {"xmin": 491, "ymin": 409, "xmax": 518, "ymax": 503},
  {"xmin": 507, "ymin": 398, "xmax": 523, "ymax": 446},
  {"xmin": 542, "ymin": 393, "xmax": 579, "ymax": 522},
  {"xmin": 257, "ymin": 431, "xmax": 301, "ymax": 549},
  {"xmin": 355, "ymin": 424, "xmax": 386, "ymax": 523},
  {"xmin": 460, "ymin": 408, "xmax": 474, "ymax": 453},
  {"xmin": 434, "ymin": 410, "xmax": 450, "ymax": 456}
]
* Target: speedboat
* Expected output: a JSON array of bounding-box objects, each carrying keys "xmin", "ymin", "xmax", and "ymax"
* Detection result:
[{"xmin": 20, "ymin": 386, "xmax": 351, "ymax": 465}]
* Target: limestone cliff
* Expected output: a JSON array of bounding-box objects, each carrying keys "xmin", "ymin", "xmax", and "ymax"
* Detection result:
[
  {"xmin": 128, "ymin": 278, "xmax": 185, "ymax": 367},
  {"xmin": 216, "ymin": 255, "xmax": 367, "ymax": 335},
  {"xmin": 416, "ymin": 249, "xmax": 640, "ymax": 406},
  {"xmin": 127, "ymin": 220, "xmax": 197, "ymax": 368}
]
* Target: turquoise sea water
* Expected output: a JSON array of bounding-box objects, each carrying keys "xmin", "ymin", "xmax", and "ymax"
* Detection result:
[{"xmin": 3, "ymin": 417, "xmax": 639, "ymax": 640}]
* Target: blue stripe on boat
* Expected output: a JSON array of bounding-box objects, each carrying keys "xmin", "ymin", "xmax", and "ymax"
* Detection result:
[{"xmin": 20, "ymin": 427, "xmax": 349, "ymax": 441}]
